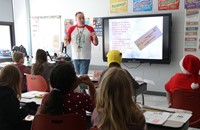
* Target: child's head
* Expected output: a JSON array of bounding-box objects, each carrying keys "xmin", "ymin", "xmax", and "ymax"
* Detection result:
[
  {"xmin": 0, "ymin": 65, "xmax": 21, "ymax": 96},
  {"xmin": 35, "ymin": 49, "xmax": 47, "ymax": 63},
  {"xmin": 40, "ymin": 63, "xmax": 76, "ymax": 115},
  {"xmin": 96, "ymin": 67, "xmax": 144, "ymax": 130},
  {"xmin": 12, "ymin": 52, "xmax": 24, "ymax": 64},
  {"xmin": 106, "ymin": 50, "xmax": 122, "ymax": 67},
  {"xmin": 179, "ymin": 54, "xmax": 200, "ymax": 89},
  {"xmin": 50, "ymin": 63, "xmax": 76, "ymax": 92},
  {"xmin": 97, "ymin": 67, "xmax": 133, "ymax": 108}
]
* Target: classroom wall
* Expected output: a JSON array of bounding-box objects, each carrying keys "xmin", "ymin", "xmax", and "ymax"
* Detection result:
[
  {"xmin": 0, "ymin": 0, "xmax": 13, "ymax": 22},
  {"xmin": 12, "ymin": 0, "xmax": 199, "ymax": 93}
]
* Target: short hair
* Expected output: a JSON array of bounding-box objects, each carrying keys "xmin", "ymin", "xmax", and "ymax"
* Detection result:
[
  {"xmin": 75, "ymin": 11, "xmax": 84, "ymax": 17},
  {"xmin": 12, "ymin": 52, "xmax": 24, "ymax": 62}
]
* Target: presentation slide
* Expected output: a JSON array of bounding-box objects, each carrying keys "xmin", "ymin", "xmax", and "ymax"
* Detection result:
[{"xmin": 108, "ymin": 17, "xmax": 163, "ymax": 59}]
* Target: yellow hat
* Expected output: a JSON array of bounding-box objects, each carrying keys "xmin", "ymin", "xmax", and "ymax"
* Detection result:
[{"xmin": 107, "ymin": 50, "xmax": 122, "ymax": 65}]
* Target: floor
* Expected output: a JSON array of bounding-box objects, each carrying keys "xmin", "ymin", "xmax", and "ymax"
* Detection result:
[{"xmin": 136, "ymin": 94, "xmax": 199, "ymax": 130}]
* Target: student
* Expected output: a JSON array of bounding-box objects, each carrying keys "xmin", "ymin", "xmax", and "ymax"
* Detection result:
[
  {"xmin": 39, "ymin": 63, "xmax": 96, "ymax": 119},
  {"xmin": 31, "ymin": 49, "xmax": 54, "ymax": 90},
  {"xmin": 64, "ymin": 11, "xmax": 99, "ymax": 75},
  {"xmin": 99, "ymin": 50, "xmax": 139, "ymax": 93},
  {"xmin": 12, "ymin": 52, "xmax": 31, "ymax": 92},
  {"xmin": 0, "ymin": 65, "xmax": 35, "ymax": 130},
  {"xmin": 91, "ymin": 67, "xmax": 146, "ymax": 130},
  {"xmin": 165, "ymin": 54, "xmax": 200, "ymax": 107}
]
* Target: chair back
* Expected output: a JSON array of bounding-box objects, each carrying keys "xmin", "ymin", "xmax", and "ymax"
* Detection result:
[
  {"xmin": 171, "ymin": 89, "xmax": 200, "ymax": 128},
  {"xmin": 31, "ymin": 114, "xmax": 86, "ymax": 130},
  {"xmin": 26, "ymin": 74, "xmax": 48, "ymax": 92}
]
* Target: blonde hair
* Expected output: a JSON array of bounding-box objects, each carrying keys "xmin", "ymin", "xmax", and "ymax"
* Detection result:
[
  {"xmin": 12, "ymin": 52, "xmax": 24, "ymax": 63},
  {"xmin": 96, "ymin": 67, "xmax": 145, "ymax": 130},
  {"xmin": 0, "ymin": 65, "xmax": 21, "ymax": 97}
]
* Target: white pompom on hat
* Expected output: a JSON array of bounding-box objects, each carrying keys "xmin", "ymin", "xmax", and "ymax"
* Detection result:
[{"xmin": 179, "ymin": 54, "xmax": 200, "ymax": 89}]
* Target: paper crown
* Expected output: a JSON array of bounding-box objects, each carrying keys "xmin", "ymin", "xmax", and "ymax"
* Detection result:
[
  {"xmin": 106, "ymin": 50, "xmax": 122, "ymax": 65},
  {"xmin": 179, "ymin": 54, "xmax": 200, "ymax": 89}
]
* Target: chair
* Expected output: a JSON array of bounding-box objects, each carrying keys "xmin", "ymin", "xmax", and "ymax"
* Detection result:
[
  {"xmin": 26, "ymin": 74, "xmax": 48, "ymax": 92},
  {"xmin": 31, "ymin": 114, "xmax": 86, "ymax": 130},
  {"xmin": 171, "ymin": 89, "xmax": 200, "ymax": 128}
]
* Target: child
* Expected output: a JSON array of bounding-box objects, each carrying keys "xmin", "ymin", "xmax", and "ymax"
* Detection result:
[
  {"xmin": 91, "ymin": 67, "xmax": 146, "ymax": 130},
  {"xmin": 39, "ymin": 63, "xmax": 96, "ymax": 119},
  {"xmin": 165, "ymin": 54, "xmax": 200, "ymax": 107},
  {"xmin": 12, "ymin": 52, "xmax": 31, "ymax": 92},
  {"xmin": 0, "ymin": 65, "xmax": 33, "ymax": 130},
  {"xmin": 99, "ymin": 50, "xmax": 139, "ymax": 94},
  {"xmin": 31, "ymin": 49, "xmax": 54, "ymax": 90}
]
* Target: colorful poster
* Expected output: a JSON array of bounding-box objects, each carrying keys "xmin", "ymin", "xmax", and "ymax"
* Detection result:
[
  {"xmin": 184, "ymin": 9, "xmax": 200, "ymax": 52},
  {"xmin": 158, "ymin": 0, "xmax": 180, "ymax": 10},
  {"xmin": 185, "ymin": 0, "xmax": 200, "ymax": 9},
  {"xmin": 85, "ymin": 18, "xmax": 90, "ymax": 25},
  {"xmin": 93, "ymin": 18, "xmax": 103, "ymax": 36},
  {"xmin": 64, "ymin": 19, "xmax": 73, "ymax": 35},
  {"xmin": 110, "ymin": 0, "xmax": 128, "ymax": 13},
  {"xmin": 133, "ymin": 0, "xmax": 152, "ymax": 12}
]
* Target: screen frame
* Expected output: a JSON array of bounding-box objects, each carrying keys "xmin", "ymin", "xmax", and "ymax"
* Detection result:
[{"xmin": 102, "ymin": 13, "xmax": 172, "ymax": 64}]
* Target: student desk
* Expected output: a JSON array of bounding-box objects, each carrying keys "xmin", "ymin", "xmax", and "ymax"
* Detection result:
[
  {"xmin": 147, "ymin": 122, "xmax": 189, "ymax": 130},
  {"xmin": 21, "ymin": 91, "xmax": 190, "ymax": 130},
  {"xmin": 143, "ymin": 105, "xmax": 191, "ymax": 130},
  {"xmin": 20, "ymin": 91, "xmax": 47, "ymax": 105}
]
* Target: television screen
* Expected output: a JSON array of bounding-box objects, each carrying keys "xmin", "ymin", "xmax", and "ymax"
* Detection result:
[{"xmin": 103, "ymin": 13, "xmax": 172, "ymax": 64}]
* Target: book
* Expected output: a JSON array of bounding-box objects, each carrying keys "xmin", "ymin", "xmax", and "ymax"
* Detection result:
[{"xmin": 144, "ymin": 111, "xmax": 171, "ymax": 125}]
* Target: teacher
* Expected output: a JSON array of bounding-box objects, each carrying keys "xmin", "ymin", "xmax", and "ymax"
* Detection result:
[{"xmin": 64, "ymin": 11, "xmax": 99, "ymax": 75}]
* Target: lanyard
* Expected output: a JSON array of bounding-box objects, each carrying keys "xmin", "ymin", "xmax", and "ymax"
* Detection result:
[{"xmin": 77, "ymin": 27, "xmax": 85, "ymax": 45}]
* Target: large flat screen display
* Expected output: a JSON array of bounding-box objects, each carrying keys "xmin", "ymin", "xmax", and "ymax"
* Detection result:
[{"xmin": 103, "ymin": 13, "xmax": 172, "ymax": 64}]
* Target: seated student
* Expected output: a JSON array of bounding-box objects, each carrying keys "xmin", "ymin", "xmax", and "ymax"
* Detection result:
[
  {"xmin": 31, "ymin": 49, "xmax": 54, "ymax": 91},
  {"xmin": 38, "ymin": 63, "xmax": 96, "ymax": 119},
  {"xmin": 91, "ymin": 67, "xmax": 147, "ymax": 130},
  {"xmin": 12, "ymin": 52, "xmax": 31, "ymax": 92},
  {"xmin": 0, "ymin": 65, "xmax": 36, "ymax": 130},
  {"xmin": 165, "ymin": 54, "xmax": 200, "ymax": 107},
  {"xmin": 99, "ymin": 50, "xmax": 139, "ymax": 93}
]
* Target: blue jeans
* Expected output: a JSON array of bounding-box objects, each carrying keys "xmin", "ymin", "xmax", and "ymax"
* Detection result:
[{"xmin": 73, "ymin": 59, "xmax": 90, "ymax": 75}]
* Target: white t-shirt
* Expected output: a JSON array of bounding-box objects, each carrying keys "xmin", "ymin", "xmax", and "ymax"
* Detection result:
[{"xmin": 67, "ymin": 25, "xmax": 95, "ymax": 59}]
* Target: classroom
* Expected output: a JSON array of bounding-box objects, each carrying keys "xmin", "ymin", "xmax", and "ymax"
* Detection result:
[{"xmin": 0, "ymin": 0, "xmax": 200, "ymax": 130}]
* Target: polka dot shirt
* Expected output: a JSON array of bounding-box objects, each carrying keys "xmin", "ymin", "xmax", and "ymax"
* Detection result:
[{"xmin": 41, "ymin": 92, "xmax": 95, "ymax": 119}]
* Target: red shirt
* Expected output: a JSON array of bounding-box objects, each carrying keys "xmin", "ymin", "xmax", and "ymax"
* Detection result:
[
  {"xmin": 14, "ymin": 64, "xmax": 30, "ymax": 92},
  {"xmin": 165, "ymin": 73, "xmax": 200, "ymax": 93},
  {"xmin": 42, "ymin": 91, "xmax": 95, "ymax": 119}
]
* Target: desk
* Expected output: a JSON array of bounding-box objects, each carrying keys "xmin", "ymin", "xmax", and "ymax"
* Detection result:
[
  {"xmin": 135, "ymin": 81, "xmax": 147, "ymax": 105},
  {"xmin": 147, "ymin": 122, "xmax": 189, "ymax": 130},
  {"xmin": 143, "ymin": 105, "xmax": 191, "ymax": 130},
  {"xmin": 21, "ymin": 91, "xmax": 47, "ymax": 105}
]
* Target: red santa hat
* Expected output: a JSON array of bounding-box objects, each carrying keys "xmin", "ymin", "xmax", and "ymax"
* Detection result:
[{"xmin": 179, "ymin": 54, "xmax": 200, "ymax": 89}]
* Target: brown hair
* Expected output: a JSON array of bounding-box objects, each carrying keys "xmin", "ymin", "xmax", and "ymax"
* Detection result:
[
  {"xmin": 75, "ymin": 11, "xmax": 84, "ymax": 17},
  {"xmin": 32, "ymin": 49, "xmax": 47, "ymax": 75},
  {"xmin": 12, "ymin": 52, "xmax": 24, "ymax": 63},
  {"xmin": 96, "ymin": 67, "xmax": 145, "ymax": 130},
  {"xmin": 0, "ymin": 65, "xmax": 21, "ymax": 97}
]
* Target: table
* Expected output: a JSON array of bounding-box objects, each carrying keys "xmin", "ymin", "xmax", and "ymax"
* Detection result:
[
  {"xmin": 21, "ymin": 91, "xmax": 47, "ymax": 105},
  {"xmin": 143, "ymin": 105, "xmax": 191, "ymax": 130},
  {"xmin": 148, "ymin": 122, "xmax": 189, "ymax": 130}
]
